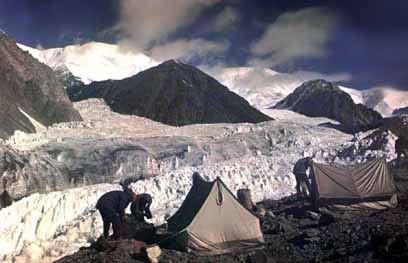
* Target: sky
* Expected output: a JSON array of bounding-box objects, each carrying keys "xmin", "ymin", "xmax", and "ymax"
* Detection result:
[{"xmin": 1, "ymin": 0, "xmax": 407, "ymax": 91}]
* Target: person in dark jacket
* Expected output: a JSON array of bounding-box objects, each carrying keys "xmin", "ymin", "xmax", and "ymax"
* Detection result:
[
  {"xmin": 96, "ymin": 188, "xmax": 137, "ymax": 239},
  {"xmin": 130, "ymin": 193, "xmax": 153, "ymax": 223},
  {"xmin": 293, "ymin": 157, "xmax": 313, "ymax": 198},
  {"xmin": 396, "ymin": 136, "xmax": 408, "ymax": 166}
]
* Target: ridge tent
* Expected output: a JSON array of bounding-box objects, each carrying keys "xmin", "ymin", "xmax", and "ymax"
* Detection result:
[
  {"xmin": 165, "ymin": 174, "xmax": 264, "ymax": 255},
  {"xmin": 310, "ymin": 158, "xmax": 398, "ymax": 209}
]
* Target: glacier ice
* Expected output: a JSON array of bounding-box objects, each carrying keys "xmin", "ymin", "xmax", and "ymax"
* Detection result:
[{"xmin": 0, "ymin": 99, "xmax": 398, "ymax": 262}]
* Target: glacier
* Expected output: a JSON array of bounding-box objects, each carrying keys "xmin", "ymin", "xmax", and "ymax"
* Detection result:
[{"xmin": 0, "ymin": 99, "xmax": 399, "ymax": 262}]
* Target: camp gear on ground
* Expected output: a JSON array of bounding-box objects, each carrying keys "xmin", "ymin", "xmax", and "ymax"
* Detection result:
[
  {"xmin": 309, "ymin": 158, "xmax": 398, "ymax": 210},
  {"xmin": 165, "ymin": 173, "xmax": 264, "ymax": 255},
  {"xmin": 237, "ymin": 188, "xmax": 255, "ymax": 211}
]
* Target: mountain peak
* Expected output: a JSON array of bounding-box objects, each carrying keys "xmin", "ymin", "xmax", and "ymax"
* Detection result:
[
  {"xmin": 273, "ymin": 79, "xmax": 382, "ymax": 133},
  {"xmin": 163, "ymin": 59, "xmax": 183, "ymax": 65},
  {"xmin": 68, "ymin": 61, "xmax": 272, "ymax": 126}
]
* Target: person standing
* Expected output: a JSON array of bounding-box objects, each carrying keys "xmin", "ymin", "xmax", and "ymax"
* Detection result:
[
  {"xmin": 396, "ymin": 136, "xmax": 408, "ymax": 166},
  {"xmin": 293, "ymin": 157, "xmax": 313, "ymax": 198}
]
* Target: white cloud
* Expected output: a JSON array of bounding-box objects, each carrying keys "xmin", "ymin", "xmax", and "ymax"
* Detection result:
[
  {"xmin": 249, "ymin": 7, "xmax": 337, "ymax": 67},
  {"xmin": 116, "ymin": 0, "xmax": 221, "ymax": 48},
  {"xmin": 35, "ymin": 44, "xmax": 44, "ymax": 50},
  {"xmin": 212, "ymin": 6, "xmax": 241, "ymax": 32},
  {"xmin": 149, "ymin": 38, "xmax": 229, "ymax": 61}
]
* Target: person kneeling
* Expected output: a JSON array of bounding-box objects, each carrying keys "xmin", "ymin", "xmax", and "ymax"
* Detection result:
[{"xmin": 131, "ymin": 193, "xmax": 153, "ymax": 223}]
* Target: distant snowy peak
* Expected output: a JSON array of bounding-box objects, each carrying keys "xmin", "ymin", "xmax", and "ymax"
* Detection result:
[
  {"xmin": 213, "ymin": 67, "xmax": 408, "ymax": 117},
  {"xmin": 18, "ymin": 42, "xmax": 159, "ymax": 84},
  {"xmin": 214, "ymin": 67, "xmax": 306, "ymax": 109},
  {"xmin": 213, "ymin": 67, "xmax": 362, "ymax": 110}
]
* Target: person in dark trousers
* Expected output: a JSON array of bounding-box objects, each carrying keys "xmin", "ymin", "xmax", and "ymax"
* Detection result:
[
  {"xmin": 96, "ymin": 188, "xmax": 137, "ymax": 239},
  {"xmin": 131, "ymin": 193, "xmax": 153, "ymax": 223},
  {"xmin": 396, "ymin": 136, "xmax": 408, "ymax": 166},
  {"xmin": 293, "ymin": 157, "xmax": 313, "ymax": 198}
]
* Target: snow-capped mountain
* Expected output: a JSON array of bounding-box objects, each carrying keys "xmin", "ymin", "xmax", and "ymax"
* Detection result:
[
  {"xmin": 18, "ymin": 42, "xmax": 159, "ymax": 84},
  {"xmin": 18, "ymin": 42, "xmax": 408, "ymax": 117},
  {"xmin": 209, "ymin": 67, "xmax": 361, "ymax": 109},
  {"xmin": 209, "ymin": 67, "xmax": 408, "ymax": 117}
]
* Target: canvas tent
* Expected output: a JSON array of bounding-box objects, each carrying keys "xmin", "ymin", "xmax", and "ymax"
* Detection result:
[
  {"xmin": 310, "ymin": 158, "xmax": 398, "ymax": 209},
  {"xmin": 165, "ymin": 174, "xmax": 264, "ymax": 255}
]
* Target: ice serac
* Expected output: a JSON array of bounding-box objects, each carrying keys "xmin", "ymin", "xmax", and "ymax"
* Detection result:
[
  {"xmin": 0, "ymin": 32, "xmax": 82, "ymax": 138},
  {"xmin": 68, "ymin": 60, "xmax": 272, "ymax": 126},
  {"xmin": 273, "ymin": 79, "xmax": 383, "ymax": 133}
]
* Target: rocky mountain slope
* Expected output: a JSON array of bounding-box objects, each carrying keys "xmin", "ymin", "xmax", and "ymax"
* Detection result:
[
  {"xmin": 273, "ymin": 79, "xmax": 383, "ymax": 133},
  {"xmin": 0, "ymin": 32, "xmax": 82, "ymax": 139},
  {"xmin": 67, "ymin": 60, "xmax": 272, "ymax": 126}
]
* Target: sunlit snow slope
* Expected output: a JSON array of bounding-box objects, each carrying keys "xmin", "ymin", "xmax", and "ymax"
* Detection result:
[{"xmin": 18, "ymin": 42, "xmax": 159, "ymax": 84}]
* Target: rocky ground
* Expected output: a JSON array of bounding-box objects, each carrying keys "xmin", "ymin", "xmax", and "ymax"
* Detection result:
[{"xmin": 57, "ymin": 166, "xmax": 408, "ymax": 263}]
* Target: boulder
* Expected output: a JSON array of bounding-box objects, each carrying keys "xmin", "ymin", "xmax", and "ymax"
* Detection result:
[{"xmin": 141, "ymin": 245, "xmax": 161, "ymax": 263}]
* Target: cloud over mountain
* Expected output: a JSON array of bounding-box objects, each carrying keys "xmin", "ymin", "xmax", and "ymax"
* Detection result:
[
  {"xmin": 116, "ymin": 0, "xmax": 221, "ymax": 48},
  {"xmin": 249, "ymin": 7, "xmax": 337, "ymax": 67}
]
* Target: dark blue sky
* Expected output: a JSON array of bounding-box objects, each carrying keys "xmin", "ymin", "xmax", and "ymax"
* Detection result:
[{"xmin": 1, "ymin": 0, "xmax": 407, "ymax": 90}]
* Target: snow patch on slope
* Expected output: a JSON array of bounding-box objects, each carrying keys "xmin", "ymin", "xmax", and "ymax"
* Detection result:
[{"xmin": 18, "ymin": 107, "xmax": 47, "ymax": 132}]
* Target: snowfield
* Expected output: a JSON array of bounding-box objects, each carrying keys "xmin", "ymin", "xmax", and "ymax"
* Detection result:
[{"xmin": 0, "ymin": 99, "xmax": 399, "ymax": 262}]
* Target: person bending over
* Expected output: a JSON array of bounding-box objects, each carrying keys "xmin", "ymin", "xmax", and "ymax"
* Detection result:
[{"xmin": 96, "ymin": 188, "xmax": 137, "ymax": 239}]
